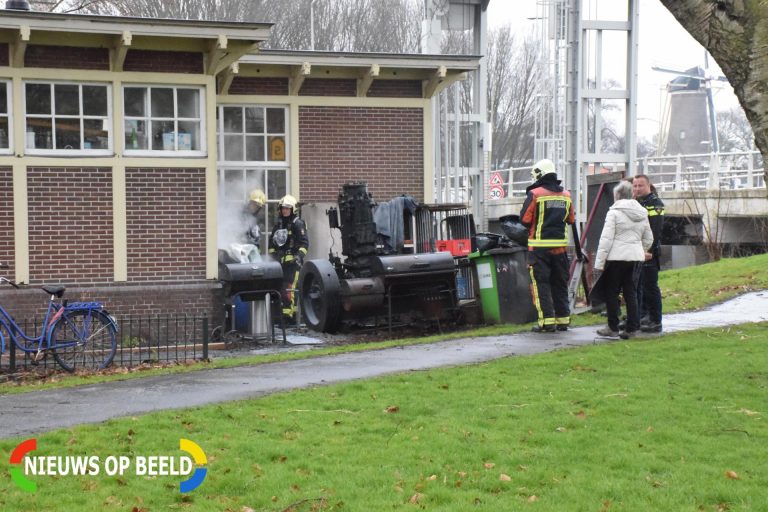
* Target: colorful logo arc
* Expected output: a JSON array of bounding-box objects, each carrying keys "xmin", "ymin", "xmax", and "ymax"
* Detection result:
[
  {"xmin": 179, "ymin": 438, "xmax": 207, "ymax": 493},
  {"xmin": 9, "ymin": 438, "xmax": 207, "ymax": 493},
  {"xmin": 9, "ymin": 438, "xmax": 37, "ymax": 493}
]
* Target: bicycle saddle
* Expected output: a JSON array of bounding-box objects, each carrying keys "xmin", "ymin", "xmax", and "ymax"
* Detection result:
[{"xmin": 42, "ymin": 285, "xmax": 66, "ymax": 297}]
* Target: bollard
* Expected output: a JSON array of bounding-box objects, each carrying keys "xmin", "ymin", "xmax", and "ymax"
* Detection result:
[
  {"xmin": 9, "ymin": 335, "xmax": 16, "ymax": 372},
  {"xmin": 202, "ymin": 316, "xmax": 209, "ymax": 360}
]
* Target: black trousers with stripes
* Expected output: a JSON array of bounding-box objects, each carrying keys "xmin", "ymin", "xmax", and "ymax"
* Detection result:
[{"xmin": 528, "ymin": 249, "xmax": 570, "ymax": 326}]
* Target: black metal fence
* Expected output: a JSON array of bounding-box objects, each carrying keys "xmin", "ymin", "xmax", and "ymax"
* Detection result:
[{"xmin": 0, "ymin": 314, "xmax": 209, "ymax": 373}]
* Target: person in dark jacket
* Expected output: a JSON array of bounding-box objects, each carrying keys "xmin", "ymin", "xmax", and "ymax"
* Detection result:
[
  {"xmin": 592, "ymin": 181, "xmax": 653, "ymax": 339},
  {"xmin": 269, "ymin": 194, "xmax": 309, "ymax": 322},
  {"xmin": 632, "ymin": 175, "xmax": 664, "ymax": 332},
  {"xmin": 242, "ymin": 188, "xmax": 266, "ymax": 248},
  {"xmin": 520, "ymin": 159, "xmax": 576, "ymax": 333}
]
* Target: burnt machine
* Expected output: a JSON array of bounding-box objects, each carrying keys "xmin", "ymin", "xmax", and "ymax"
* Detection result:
[
  {"xmin": 299, "ymin": 182, "xmax": 459, "ymax": 333},
  {"xmin": 217, "ymin": 252, "xmax": 286, "ymax": 343}
]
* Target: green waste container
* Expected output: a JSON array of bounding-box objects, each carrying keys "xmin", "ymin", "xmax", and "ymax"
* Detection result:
[{"xmin": 469, "ymin": 246, "xmax": 537, "ymax": 324}]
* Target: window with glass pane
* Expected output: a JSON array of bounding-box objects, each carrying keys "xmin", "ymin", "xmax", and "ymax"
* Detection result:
[
  {"xmin": 219, "ymin": 106, "xmax": 287, "ymax": 163},
  {"xmin": 218, "ymin": 167, "xmax": 283, "ymax": 254},
  {"xmin": 123, "ymin": 86, "xmax": 203, "ymax": 152},
  {"xmin": 24, "ymin": 82, "xmax": 110, "ymax": 152},
  {"xmin": 0, "ymin": 82, "xmax": 9, "ymax": 150}
]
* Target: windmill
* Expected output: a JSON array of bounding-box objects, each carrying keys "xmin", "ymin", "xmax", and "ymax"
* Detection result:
[{"xmin": 653, "ymin": 52, "xmax": 729, "ymax": 156}]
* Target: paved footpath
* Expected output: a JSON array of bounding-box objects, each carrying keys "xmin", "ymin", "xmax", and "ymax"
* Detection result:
[{"xmin": 1, "ymin": 292, "xmax": 766, "ymax": 439}]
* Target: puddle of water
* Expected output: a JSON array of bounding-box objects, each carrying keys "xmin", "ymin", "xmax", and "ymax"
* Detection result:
[
  {"xmin": 666, "ymin": 291, "xmax": 768, "ymax": 331},
  {"xmin": 286, "ymin": 335, "xmax": 325, "ymax": 345}
]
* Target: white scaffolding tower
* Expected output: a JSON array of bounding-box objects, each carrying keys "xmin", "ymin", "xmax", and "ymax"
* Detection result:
[
  {"xmin": 536, "ymin": 0, "xmax": 639, "ymax": 218},
  {"xmin": 423, "ymin": 0, "xmax": 489, "ymax": 228}
]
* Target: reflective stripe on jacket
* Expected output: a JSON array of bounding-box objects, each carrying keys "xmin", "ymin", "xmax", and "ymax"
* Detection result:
[
  {"xmin": 520, "ymin": 178, "xmax": 575, "ymax": 250},
  {"xmin": 637, "ymin": 192, "xmax": 664, "ymax": 260}
]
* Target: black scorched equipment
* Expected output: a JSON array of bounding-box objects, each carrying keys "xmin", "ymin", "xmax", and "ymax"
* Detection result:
[{"xmin": 298, "ymin": 182, "xmax": 459, "ymax": 333}]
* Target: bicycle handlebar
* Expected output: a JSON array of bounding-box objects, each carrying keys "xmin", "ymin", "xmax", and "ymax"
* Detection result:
[{"xmin": 0, "ymin": 276, "xmax": 20, "ymax": 289}]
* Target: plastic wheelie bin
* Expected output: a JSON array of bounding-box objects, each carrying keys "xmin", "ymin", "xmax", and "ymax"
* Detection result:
[{"xmin": 468, "ymin": 246, "xmax": 537, "ymax": 324}]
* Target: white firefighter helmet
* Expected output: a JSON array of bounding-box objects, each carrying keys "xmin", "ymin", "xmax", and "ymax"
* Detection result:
[
  {"xmin": 531, "ymin": 159, "xmax": 556, "ymax": 182},
  {"xmin": 279, "ymin": 194, "xmax": 298, "ymax": 210}
]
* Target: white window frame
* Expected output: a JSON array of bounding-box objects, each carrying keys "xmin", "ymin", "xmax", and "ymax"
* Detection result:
[
  {"xmin": 123, "ymin": 84, "xmax": 207, "ymax": 157},
  {"xmin": 23, "ymin": 80, "xmax": 112, "ymax": 156},
  {"xmin": 216, "ymin": 104, "xmax": 289, "ymax": 166},
  {"xmin": 217, "ymin": 166, "xmax": 290, "ymax": 253},
  {"xmin": 0, "ymin": 80, "xmax": 12, "ymax": 155},
  {"xmin": 216, "ymin": 104, "xmax": 291, "ymax": 252}
]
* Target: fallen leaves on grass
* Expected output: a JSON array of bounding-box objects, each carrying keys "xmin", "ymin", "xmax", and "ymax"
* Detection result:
[
  {"xmin": 527, "ymin": 495, "xmax": 539, "ymax": 503},
  {"xmin": 500, "ymin": 474, "xmax": 512, "ymax": 481},
  {"xmin": 725, "ymin": 470, "xmax": 740, "ymax": 480},
  {"xmin": 483, "ymin": 462, "xmax": 495, "ymax": 469},
  {"xmin": 408, "ymin": 493, "xmax": 424, "ymax": 504},
  {"xmin": 384, "ymin": 405, "xmax": 400, "ymax": 413}
]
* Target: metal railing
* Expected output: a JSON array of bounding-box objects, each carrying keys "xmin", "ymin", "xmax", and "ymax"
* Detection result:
[
  {"xmin": 639, "ymin": 151, "xmax": 765, "ymax": 192},
  {"xmin": 490, "ymin": 166, "xmax": 532, "ymax": 199},
  {"xmin": 490, "ymin": 151, "xmax": 765, "ymax": 198},
  {"xmin": 1, "ymin": 314, "xmax": 210, "ymax": 374}
]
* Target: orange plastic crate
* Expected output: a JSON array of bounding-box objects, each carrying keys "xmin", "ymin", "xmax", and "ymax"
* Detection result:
[{"xmin": 435, "ymin": 239, "xmax": 471, "ymax": 257}]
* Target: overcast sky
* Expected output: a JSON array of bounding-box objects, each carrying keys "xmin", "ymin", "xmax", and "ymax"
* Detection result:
[{"xmin": 484, "ymin": 0, "xmax": 740, "ymax": 140}]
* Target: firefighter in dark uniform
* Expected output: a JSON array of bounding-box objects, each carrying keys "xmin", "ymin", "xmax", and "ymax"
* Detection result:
[
  {"xmin": 520, "ymin": 159, "xmax": 576, "ymax": 333},
  {"xmin": 632, "ymin": 175, "xmax": 664, "ymax": 332},
  {"xmin": 269, "ymin": 194, "xmax": 309, "ymax": 322},
  {"xmin": 243, "ymin": 188, "xmax": 266, "ymax": 247}
]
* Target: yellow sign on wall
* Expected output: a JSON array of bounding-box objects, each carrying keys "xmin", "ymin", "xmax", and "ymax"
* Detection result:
[{"xmin": 269, "ymin": 137, "xmax": 285, "ymax": 161}]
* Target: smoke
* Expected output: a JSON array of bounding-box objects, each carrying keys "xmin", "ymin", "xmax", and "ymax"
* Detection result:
[{"xmin": 218, "ymin": 201, "xmax": 248, "ymax": 250}]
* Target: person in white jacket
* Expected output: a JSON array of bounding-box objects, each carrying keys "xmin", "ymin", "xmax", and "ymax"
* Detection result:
[{"xmin": 592, "ymin": 180, "xmax": 653, "ymax": 339}]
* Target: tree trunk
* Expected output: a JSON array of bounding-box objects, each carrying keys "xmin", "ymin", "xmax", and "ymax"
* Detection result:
[{"xmin": 659, "ymin": 0, "xmax": 768, "ymax": 192}]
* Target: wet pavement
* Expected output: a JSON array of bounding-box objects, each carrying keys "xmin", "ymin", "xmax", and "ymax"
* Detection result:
[{"xmin": 0, "ymin": 291, "xmax": 765, "ymax": 439}]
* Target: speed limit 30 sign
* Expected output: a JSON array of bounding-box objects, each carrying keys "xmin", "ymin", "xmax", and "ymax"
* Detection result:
[{"xmin": 489, "ymin": 184, "xmax": 505, "ymax": 200}]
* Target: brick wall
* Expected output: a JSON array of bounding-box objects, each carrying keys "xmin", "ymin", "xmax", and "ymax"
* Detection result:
[
  {"xmin": 27, "ymin": 167, "xmax": 113, "ymax": 285},
  {"xmin": 0, "ymin": 43, "xmax": 8, "ymax": 67},
  {"xmin": 368, "ymin": 80, "xmax": 422, "ymax": 98},
  {"xmin": 24, "ymin": 45, "xmax": 109, "ymax": 71},
  {"xmin": 125, "ymin": 168, "xmax": 206, "ymax": 282},
  {"xmin": 299, "ymin": 79, "xmax": 356, "ymax": 97},
  {"xmin": 0, "ymin": 283, "xmax": 222, "ymax": 325},
  {"xmin": 0, "ymin": 167, "xmax": 13, "ymax": 282},
  {"xmin": 123, "ymin": 50, "xmax": 203, "ymax": 74},
  {"xmin": 228, "ymin": 77, "xmax": 288, "ymax": 95},
  {"xmin": 299, "ymin": 106, "xmax": 424, "ymax": 202}
]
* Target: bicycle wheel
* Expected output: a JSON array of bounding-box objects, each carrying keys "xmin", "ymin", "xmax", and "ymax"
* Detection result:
[{"xmin": 51, "ymin": 309, "xmax": 117, "ymax": 372}]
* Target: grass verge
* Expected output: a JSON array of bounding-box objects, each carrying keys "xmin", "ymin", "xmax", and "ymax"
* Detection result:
[
  {"xmin": 1, "ymin": 253, "xmax": 766, "ymax": 394},
  {"xmin": 1, "ymin": 322, "xmax": 765, "ymax": 511}
]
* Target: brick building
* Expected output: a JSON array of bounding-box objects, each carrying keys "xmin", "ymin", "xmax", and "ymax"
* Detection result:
[{"xmin": 0, "ymin": 9, "xmax": 478, "ymax": 320}]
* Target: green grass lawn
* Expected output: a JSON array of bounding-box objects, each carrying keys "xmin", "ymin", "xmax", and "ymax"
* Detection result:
[
  {"xmin": 660, "ymin": 253, "xmax": 768, "ymax": 311},
  {"xmin": 2, "ymin": 253, "xmax": 766, "ymax": 395},
  {"xmin": 1, "ymin": 323, "xmax": 765, "ymax": 511}
]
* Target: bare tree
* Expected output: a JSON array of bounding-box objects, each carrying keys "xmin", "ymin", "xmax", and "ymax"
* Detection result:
[
  {"xmin": 30, "ymin": 0, "xmax": 110, "ymax": 12},
  {"xmin": 72, "ymin": 0, "xmax": 422, "ymax": 52},
  {"xmin": 487, "ymin": 26, "xmax": 539, "ymax": 168},
  {"xmin": 717, "ymin": 107, "xmax": 756, "ymax": 153}
]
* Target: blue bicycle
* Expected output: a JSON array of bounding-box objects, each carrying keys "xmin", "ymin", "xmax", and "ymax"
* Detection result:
[{"xmin": 0, "ymin": 263, "xmax": 118, "ymax": 372}]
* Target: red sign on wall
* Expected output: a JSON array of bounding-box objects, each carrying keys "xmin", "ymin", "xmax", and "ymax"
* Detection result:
[{"xmin": 489, "ymin": 185, "xmax": 505, "ymax": 200}]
